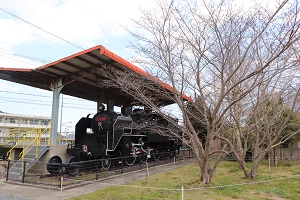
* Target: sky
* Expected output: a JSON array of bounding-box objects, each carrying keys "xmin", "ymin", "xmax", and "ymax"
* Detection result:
[
  {"xmin": 0, "ymin": 0, "xmax": 285, "ymax": 134},
  {"xmin": 0, "ymin": 0, "xmax": 157, "ymax": 133}
]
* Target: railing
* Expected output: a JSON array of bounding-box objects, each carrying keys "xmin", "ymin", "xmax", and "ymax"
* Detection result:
[
  {"xmin": 6, "ymin": 150, "xmax": 194, "ymax": 187},
  {"xmin": 4, "ymin": 128, "xmax": 27, "ymax": 144},
  {"xmin": 18, "ymin": 128, "xmax": 50, "ymax": 172},
  {"xmin": 5, "ymin": 128, "xmax": 51, "ymax": 160}
]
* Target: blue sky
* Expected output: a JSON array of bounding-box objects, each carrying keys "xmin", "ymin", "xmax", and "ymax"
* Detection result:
[
  {"xmin": 0, "ymin": 0, "xmax": 280, "ymax": 133},
  {"xmin": 0, "ymin": 0, "xmax": 156, "ymax": 133}
]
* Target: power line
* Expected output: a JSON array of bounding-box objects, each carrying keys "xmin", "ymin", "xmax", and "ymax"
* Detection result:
[
  {"xmin": 0, "ymin": 40, "xmax": 53, "ymax": 61},
  {"xmin": 0, "ymin": 91, "xmax": 92, "ymax": 102},
  {"xmin": 0, "ymin": 7, "xmax": 84, "ymax": 50},
  {"xmin": 0, "ymin": 54, "xmax": 40, "ymax": 67},
  {"xmin": 0, "ymin": 99, "xmax": 95, "ymax": 110},
  {"xmin": 0, "ymin": 96, "xmax": 95, "ymax": 108},
  {"xmin": 0, "ymin": 90, "xmax": 51, "ymax": 98}
]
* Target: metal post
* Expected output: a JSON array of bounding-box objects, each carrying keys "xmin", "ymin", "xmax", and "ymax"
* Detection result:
[
  {"xmin": 140, "ymin": 155, "xmax": 142, "ymax": 170},
  {"xmin": 6, "ymin": 160, "xmax": 10, "ymax": 181},
  {"xmin": 22, "ymin": 161, "xmax": 26, "ymax": 183},
  {"xmin": 146, "ymin": 162, "xmax": 149, "ymax": 177},
  {"xmin": 166, "ymin": 152, "xmax": 168, "ymax": 164},
  {"xmin": 61, "ymin": 163, "xmax": 64, "ymax": 177},
  {"xmin": 121, "ymin": 157, "xmax": 123, "ymax": 174},
  {"xmin": 60, "ymin": 176, "xmax": 63, "ymax": 197},
  {"xmin": 96, "ymin": 159, "xmax": 99, "ymax": 180},
  {"xmin": 174, "ymin": 155, "xmax": 176, "ymax": 165}
]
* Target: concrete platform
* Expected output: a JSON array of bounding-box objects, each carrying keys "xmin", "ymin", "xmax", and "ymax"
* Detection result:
[{"xmin": 0, "ymin": 158, "xmax": 195, "ymax": 200}]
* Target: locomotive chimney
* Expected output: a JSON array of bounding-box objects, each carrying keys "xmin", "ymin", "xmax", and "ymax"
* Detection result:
[{"xmin": 107, "ymin": 100, "xmax": 114, "ymax": 112}]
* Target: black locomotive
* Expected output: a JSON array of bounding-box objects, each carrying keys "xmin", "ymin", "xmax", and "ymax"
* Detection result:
[{"xmin": 47, "ymin": 100, "xmax": 182, "ymax": 175}]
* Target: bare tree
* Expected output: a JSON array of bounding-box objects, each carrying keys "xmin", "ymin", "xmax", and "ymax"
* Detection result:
[
  {"xmin": 247, "ymin": 79, "xmax": 300, "ymax": 176},
  {"xmin": 223, "ymin": 69, "xmax": 300, "ymax": 177},
  {"xmin": 110, "ymin": 0, "xmax": 300, "ymax": 184}
]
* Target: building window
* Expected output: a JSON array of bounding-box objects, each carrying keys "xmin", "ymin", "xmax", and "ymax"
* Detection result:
[
  {"xmin": 22, "ymin": 119, "xmax": 28, "ymax": 124},
  {"xmin": 0, "ymin": 117, "xmax": 2, "ymax": 123},
  {"xmin": 30, "ymin": 119, "xmax": 39, "ymax": 125},
  {"xmin": 41, "ymin": 120, "xmax": 49, "ymax": 125},
  {"xmin": 10, "ymin": 118, "xmax": 16, "ymax": 123}
]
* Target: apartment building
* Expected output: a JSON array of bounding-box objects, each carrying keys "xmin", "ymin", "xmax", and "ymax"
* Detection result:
[{"xmin": 0, "ymin": 112, "xmax": 51, "ymax": 145}]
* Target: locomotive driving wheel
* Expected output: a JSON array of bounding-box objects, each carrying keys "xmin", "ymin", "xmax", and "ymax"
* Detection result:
[
  {"xmin": 125, "ymin": 149, "xmax": 137, "ymax": 166},
  {"xmin": 65, "ymin": 156, "xmax": 80, "ymax": 176},
  {"xmin": 139, "ymin": 153, "xmax": 148, "ymax": 163},
  {"xmin": 152, "ymin": 149, "xmax": 161, "ymax": 161},
  {"xmin": 125, "ymin": 155, "xmax": 136, "ymax": 166},
  {"xmin": 46, "ymin": 156, "xmax": 62, "ymax": 174}
]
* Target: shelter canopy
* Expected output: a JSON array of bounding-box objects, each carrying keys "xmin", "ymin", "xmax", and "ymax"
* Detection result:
[{"xmin": 0, "ymin": 45, "xmax": 192, "ymax": 107}]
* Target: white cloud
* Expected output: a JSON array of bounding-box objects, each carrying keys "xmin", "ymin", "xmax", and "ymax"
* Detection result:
[
  {"xmin": 0, "ymin": 0, "xmax": 155, "ymax": 47},
  {"xmin": 0, "ymin": 0, "xmax": 157, "ymax": 68}
]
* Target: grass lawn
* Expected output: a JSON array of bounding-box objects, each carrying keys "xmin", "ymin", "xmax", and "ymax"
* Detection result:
[{"xmin": 70, "ymin": 160, "xmax": 300, "ymax": 200}]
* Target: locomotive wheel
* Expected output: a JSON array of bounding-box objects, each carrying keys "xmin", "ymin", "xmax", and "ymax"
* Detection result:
[
  {"xmin": 140, "ymin": 153, "xmax": 148, "ymax": 163},
  {"xmin": 102, "ymin": 156, "xmax": 111, "ymax": 170},
  {"xmin": 125, "ymin": 155, "xmax": 136, "ymax": 166},
  {"xmin": 65, "ymin": 157, "xmax": 80, "ymax": 176},
  {"xmin": 152, "ymin": 150, "xmax": 161, "ymax": 161},
  {"xmin": 46, "ymin": 156, "xmax": 62, "ymax": 174}
]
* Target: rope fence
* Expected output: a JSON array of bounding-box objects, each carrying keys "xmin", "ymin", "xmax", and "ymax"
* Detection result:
[
  {"xmin": 58, "ymin": 173, "xmax": 300, "ymax": 199},
  {"xmin": 3, "ymin": 151, "xmax": 300, "ymax": 199},
  {"xmin": 61, "ymin": 173, "xmax": 300, "ymax": 190}
]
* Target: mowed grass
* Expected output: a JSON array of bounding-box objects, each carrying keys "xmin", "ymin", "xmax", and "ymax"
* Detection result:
[{"xmin": 70, "ymin": 160, "xmax": 300, "ymax": 200}]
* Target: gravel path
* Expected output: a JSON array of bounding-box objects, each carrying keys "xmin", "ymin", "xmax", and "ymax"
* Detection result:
[{"xmin": 0, "ymin": 196, "xmax": 26, "ymax": 200}]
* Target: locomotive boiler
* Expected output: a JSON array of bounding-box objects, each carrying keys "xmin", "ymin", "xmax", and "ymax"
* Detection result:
[{"xmin": 47, "ymin": 100, "xmax": 182, "ymax": 175}]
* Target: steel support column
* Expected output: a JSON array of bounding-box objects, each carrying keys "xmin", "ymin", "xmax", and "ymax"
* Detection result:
[{"xmin": 50, "ymin": 78, "xmax": 63, "ymax": 145}]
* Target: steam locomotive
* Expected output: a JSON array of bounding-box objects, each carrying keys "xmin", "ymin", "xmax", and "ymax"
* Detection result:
[{"xmin": 47, "ymin": 100, "xmax": 182, "ymax": 175}]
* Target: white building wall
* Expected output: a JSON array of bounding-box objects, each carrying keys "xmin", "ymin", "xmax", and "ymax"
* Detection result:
[{"xmin": 0, "ymin": 113, "xmax": 51, "ymax": 144}]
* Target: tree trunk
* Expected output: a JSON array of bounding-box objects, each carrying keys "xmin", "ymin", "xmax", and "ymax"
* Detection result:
[
  {"xmin": 251, "ymin": 153, "xmax": 267, "ymax": 177},
  {"xmin": 250, "ymin": 159, "xmax": 259, "ymax": 178},
  {"xmin": 233, "ymin": 152, "xmax": 252, "ymax": 177},
  {"xmin": 290, "ymin": 141, "xmax": 293, "ymax": 160},
  {"xmin": 201, "ymin": 159, "xmax": 211, "ymax": 184},
  {"xmin": 268, "ymin": 149, "xmax": 276, "ymax": 167}
]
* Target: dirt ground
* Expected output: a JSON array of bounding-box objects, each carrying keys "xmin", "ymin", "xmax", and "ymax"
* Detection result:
[{"xmin": 0, "ymin": 159, "xmax": 195, "ymax": 200}]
